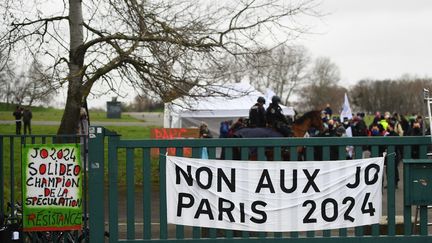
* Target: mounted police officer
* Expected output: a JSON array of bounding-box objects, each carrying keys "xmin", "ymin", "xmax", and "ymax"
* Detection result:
[
  {"xmin": 249, "ymin": 96, "xmax": 267, "ymax": 128},
  {"xmin": 266, "ymin": 95, "xmax": 291, "ymax": 136}
]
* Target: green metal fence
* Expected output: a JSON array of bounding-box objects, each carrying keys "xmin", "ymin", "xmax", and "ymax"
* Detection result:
[
  {"xmin": 2, "ymin": 128, "xmax": 432, "ymax": 242},
  {"xmin": 0, "ymin": 134, "xmax": 87, "ymax": 242},
  {"xmin": 87, "ymin": 126, "xmax": 432, "ymax": 243}
]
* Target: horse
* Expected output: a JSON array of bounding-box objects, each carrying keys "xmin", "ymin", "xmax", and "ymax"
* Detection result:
[{"xmin": 230, "ymin": 110, "xmax": 324, "ymax": 160}]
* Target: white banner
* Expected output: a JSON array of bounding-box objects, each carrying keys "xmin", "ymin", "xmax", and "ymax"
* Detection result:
[{"xmin": 167, "ymin": 156, "xmax": 384, "ymax": 232}]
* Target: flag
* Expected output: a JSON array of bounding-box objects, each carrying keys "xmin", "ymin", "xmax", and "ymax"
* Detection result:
[
  {"xmin": 340, "ymin": 93, "xmax": 353, "ymax": 121},
  {"xmin": 340, "ymin": 93, "xmax": 353, "ymax": 158}
]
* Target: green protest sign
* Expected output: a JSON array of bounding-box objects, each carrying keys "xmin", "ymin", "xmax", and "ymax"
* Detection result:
[{"xmin": 22, "ymin": 144, "xmax": 82, "ymax": 231}]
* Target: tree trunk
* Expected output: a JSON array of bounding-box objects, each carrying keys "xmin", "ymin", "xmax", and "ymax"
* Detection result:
[{"xmin": 57, "ymin": 0, "xmax": 85, "ymax": 135}]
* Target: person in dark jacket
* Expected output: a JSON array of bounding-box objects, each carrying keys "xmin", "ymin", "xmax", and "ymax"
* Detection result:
[
  {"xmin": 266, "ymin": 96, "xmax": 290, "ymax": 136},
  {"xmin": 385, "ymin": 121, "xmax": 401, "ymax": 188},
  {"xmin": 353, "ymin": 113, "xmax": 368, "ymax": 136},
  {"xmin": 13, "ymin": 106, "xmax": 23, "ymax": 135},
  {"xmin": 248, "ymin": 96, "xmax": 266, "ymax": 128},
  {"xmin": 324, "ymin": 103, "xmax": 332, "ymax": 118},
  {"xmin": 23, "ymin": 107, "xmax": 33, "ymax": 135}
]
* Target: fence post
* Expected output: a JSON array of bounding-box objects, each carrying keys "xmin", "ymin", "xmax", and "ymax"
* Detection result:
[
  {"xmin": 0, "ymin": 137, "xmax": 3, "ymax": 219},
  {"xmin": 88, "ymin": 126, "xmax": 105, "ymax": 243}
]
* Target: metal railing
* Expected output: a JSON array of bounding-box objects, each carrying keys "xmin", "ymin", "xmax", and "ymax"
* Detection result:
[
  {"xmin": 88, "ymin": 126, "xmax": 432, "ymax": 243},
  {"xmin": 0, "ymin": 134, "xmax": 88, "ymax": 242}
]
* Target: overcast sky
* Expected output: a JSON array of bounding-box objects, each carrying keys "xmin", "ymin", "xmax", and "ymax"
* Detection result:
[
  {"xmin": 83, "ymin": 0, "xmax": 432, "ymax": 108},
  {"xmin": 297, "ymin": 0, "xmax": 432, "ymax": 87}
]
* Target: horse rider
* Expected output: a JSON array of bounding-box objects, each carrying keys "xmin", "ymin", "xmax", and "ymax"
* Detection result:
[
  {"xmin": 249, "ymin": 96, "xmax": 267, "ymax": 128},
  {"xmin": 266, "ymin": 95, "xmax": 291, "ymax": 136}
]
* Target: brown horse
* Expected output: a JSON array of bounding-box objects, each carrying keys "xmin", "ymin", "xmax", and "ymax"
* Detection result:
[
  {"xmin": 291, "ymin": 110, "xmax": 325, "ymax": 137},
  {"xmin": 230, "ymin": 110, "xmax": 324, "ymax": 160}
]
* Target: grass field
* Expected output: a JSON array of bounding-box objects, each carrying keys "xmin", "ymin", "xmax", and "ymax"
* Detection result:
[
  {"xmin": 1, "ymin": 106, "xmax": 160, "ymax": 206},
  {"xmin": 0, "ymin": 124, "xmax": 153, "ymax": 138},
  {"xmin": 1, "ymin": 102, "xmax": 145, "ymax": 124},
  {"xmin": 1, "ymin": 128, "xmax": 157, "ymax": 201},
  {"xmin": 0, "ymin": 110, "xmax": 139, "ymax": 123},
  {"xmin": 0, "ymin": 102, "xmax": 152, "ymax": 136}
]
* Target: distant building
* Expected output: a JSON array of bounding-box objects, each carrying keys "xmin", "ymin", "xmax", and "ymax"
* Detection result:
[{"xmin": 107, "ymin": 97, "xmax": 121, "ymax": 118}]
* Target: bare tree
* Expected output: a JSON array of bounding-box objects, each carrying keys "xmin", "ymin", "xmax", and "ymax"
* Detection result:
[
  {"xmin": 124, "ymin": 95, "xmax": 163, "ymax": 112},
  {"xmin": 0, "ymin": 47, "xmax": 6, "ymax": 72},
  {"xmin": 265, "ymin": 45, "xmax": 310, "ymax": 105},
  {"xmin": 1, "ymin": 0, "xmax": 320, "ymax": 134},
  {"xmin": 0, "ymin": 58, "xmax": 24, "ymax": 105},
  {"xmin": 296, "ymin": 56, "xmax": 343, "ymax": 111},
  {"xmin": 0, "ymin": 48, "xmax": 12, "ymax": 103},
  {"xmin": 0, "ymin": 57, "xmax": 56, "ymax": 106},
  {"xmin": 215, "ymin": 45, "xmax": 311, "ymax": 105},
  {"xmin": 309, "ymin": 56, "xmax": 340, "ymax": 87},
  {"xmin": 207, "ymin": 54, "xmax": 247, "ymax": 85},
  {"xmin": 25, "ymin": 59, "xmax": 57, "ymax": 106},
  {"xmin": 349, "ymin": 80, "xmax": 374, "ymax": 113},
  {"xmin": 296, "ymin": 83, "xmax": 347, "ymax": 112},
  {"xmin": 10, "ymin": 71, "xmax": 27, "ymax": 105},
  {"xmin": 0, "ymin": 72, "xmax": 8, "ymax": 103},
  {"xmin": 350, "ymin": 77, "xmax": 432, "ymax": 115}
]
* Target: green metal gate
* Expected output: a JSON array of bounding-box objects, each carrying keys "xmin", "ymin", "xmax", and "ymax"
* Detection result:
[
  {"xmin": 88, "ymin": 126, "xmax": 432, "ymax": 242},
  {"xmin": 0, "ymin": 134, "xmax": 87, "ymax": 242},
  {"xmin": 2, "ymin": 128, "xmax": 432, "ymax": 242}
]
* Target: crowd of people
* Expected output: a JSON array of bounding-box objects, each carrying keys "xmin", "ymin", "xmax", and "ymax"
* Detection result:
[
  {"xmin": 320, "ymin": 110, "xmax": 426, "ymax": 139},
  {"xmin": 319, "ymin": 110, "xmax": 427, "ymax": 189},
  {"xmin": 213, "ymin": 95, "xmax": 428, "ymax": 142},
  {"xmin": 212, "ymin": 97, "xmax": 428, "ymax": 188}
]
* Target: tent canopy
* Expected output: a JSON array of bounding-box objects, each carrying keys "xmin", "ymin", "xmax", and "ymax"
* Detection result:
[{"xmin": 164, "ymin": 83, "xmax": 295, "ymax": 137}]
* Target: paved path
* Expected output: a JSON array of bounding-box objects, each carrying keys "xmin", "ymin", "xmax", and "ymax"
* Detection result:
[{"xmin": 122, "ymin": 112, "xmax": 163, "ymax": 126}]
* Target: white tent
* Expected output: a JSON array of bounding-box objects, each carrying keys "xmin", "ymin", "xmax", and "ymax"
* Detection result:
[{"xmin": 163, "ymin": 83, "xmax": 295, "ymax": 137}]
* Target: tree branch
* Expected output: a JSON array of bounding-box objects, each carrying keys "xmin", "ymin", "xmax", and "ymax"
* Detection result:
[
  {"xmin": 11, "ymin": 16, "xmax": 69, "ymax": 28},
  {"xmin": 81, "ymin": 40, "xmax": 140, "ymax": 97}
]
